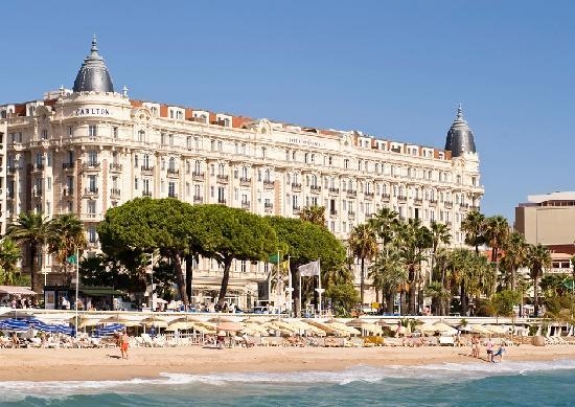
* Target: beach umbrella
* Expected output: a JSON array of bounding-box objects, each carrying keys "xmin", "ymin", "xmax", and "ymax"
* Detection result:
[
  {"xmin": 140, "ymin": 316, "xmax": 168, "ymax": 329},
  {"xmin": 217, "ymin": 321, "xmax": 244, "ymax": 332},
  {"xmin": 166, "ymin": 321, "xmax": 194, "ymax": 331},
  {"xmin": 433, "ymin": 322, "xmax": 457, "ymax": 335}
]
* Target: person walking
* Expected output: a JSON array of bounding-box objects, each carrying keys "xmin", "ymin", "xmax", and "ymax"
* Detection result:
[
  {"xmin": 119, "ymin": 331, "xmax": 130, "ymax": 359},
  {"xmin": 486, "ymin": 337, "xmax": 494, "ymax": 362}
]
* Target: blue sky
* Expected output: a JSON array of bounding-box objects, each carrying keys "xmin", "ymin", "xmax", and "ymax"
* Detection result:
[{"xmin": 2, "ymin": 1, "xmax": 574, "ymax": 222}]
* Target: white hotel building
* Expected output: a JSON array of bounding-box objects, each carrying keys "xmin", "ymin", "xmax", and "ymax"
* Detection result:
[{"xmin": 0, "ymin": 38, "xmax": 483, "ymax": 307}]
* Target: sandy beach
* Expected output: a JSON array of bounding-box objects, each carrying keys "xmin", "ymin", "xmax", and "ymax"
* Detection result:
[{"xmin": 1, "ymin": 344, "xmax": 574, "ymax": 382}]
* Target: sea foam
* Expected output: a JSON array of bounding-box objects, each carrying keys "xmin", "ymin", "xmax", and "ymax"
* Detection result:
[{"xmin": 1, "ymin": 359, "xmax": 575, "ymax": 402}]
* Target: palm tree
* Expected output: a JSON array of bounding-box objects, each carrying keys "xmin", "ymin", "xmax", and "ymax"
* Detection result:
[
  {"xmin": 368, "ymin": 207, "xmax": 400, "ymax": 245},
  {"xmin": 425, "ymin": 281, "xmax": 450, "ymax": 316},
  {"xmin": 299, "ymin": 205, "xmax": 326, "ymax": 227},
  {"xmin": 398, "ymin": 218, "xmax": 432, "ymax": 315},
  {"xmin": 369, "ymin": 244, "xmax": 406, "ymax": 314},
  {"xmin": 0, "ymin": 238, "xmax": 22, "ymax": 285},
  {"xmin": 48, "ymin": 213, "xmax": 87, "ymax": 272},
  {"xmin": 461, "ymin": 210, "xmax": 486, "ymax": 254},
  {"xmin": 348, "ymin": 223, "xmax": 378, "ymax": 305},
  {"xmin": 501, "ymin": 232, "xmax": 528, "ymax": 291},
  {"xmin": 429, "ymin": 221, "xmax": 451, "ymax": 286},
  {"xmin": 7, "ymin": 212, "xmax": 53, "ymax": 293},
  {"xmin": 484, "ymin": 215, "xmax": 510, "ymax": 292},
  {"xmin": 527, "ymin": 243, "xmax": 551, "ymax": 317}
]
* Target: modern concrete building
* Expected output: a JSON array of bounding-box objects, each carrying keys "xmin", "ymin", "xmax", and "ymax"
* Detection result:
[
  {"xmin": 515, "ymin": 191, "xmax": 575, "ymax": 254},
  {"xmin": 0, "ymin": 38, "xmax": 484, "ymax": 308}
]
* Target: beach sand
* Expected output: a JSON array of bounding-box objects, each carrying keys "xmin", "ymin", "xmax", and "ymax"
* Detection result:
[{"xmin": 0, "ymin": 344, "xmax": 574, "ymax": 382}]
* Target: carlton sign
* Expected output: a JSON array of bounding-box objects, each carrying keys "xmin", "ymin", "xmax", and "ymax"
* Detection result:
[{"xmin": 73, "ymin": 107, "xmax": 112, "ymax": 116}]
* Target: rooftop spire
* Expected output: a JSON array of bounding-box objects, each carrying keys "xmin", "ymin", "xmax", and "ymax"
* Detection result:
[
  {"xmin": 444, "ymin": 103, "xmax": 477, "ymax": 157},
  {"xmin": 72, "ymin": 36, "xmax": 114, "ymax": 93}
]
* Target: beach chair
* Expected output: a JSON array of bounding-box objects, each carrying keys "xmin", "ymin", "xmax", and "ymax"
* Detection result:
[{"xmin": 439, "ymin": 336, "xmax": 455, "ymax": 346}]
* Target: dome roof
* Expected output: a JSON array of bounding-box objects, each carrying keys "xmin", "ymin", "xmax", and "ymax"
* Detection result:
[
  {"xmin": 445, "ymin": 104, "xmax": 476, "ymax": 157},
  {"xmin": 73, "ymin": 36, "xmax": 114, "ymax": 93}
]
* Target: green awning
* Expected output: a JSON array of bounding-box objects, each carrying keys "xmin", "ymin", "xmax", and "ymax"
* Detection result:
[{"xmin": 79, "ymin": 288, "xmax": 125, "ymax": 297}]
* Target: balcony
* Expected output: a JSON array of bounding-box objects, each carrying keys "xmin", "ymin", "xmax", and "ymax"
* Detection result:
[
  {"xmin": 192, "ymin": 171, "xmax": 205, "ymax": 181},
  {"xmin": 264, "ymin": 203, "xmax": 273, "ymax": 213},
  {"xmin": 310, "ymin": 185, "xmax": 321, "ymax": 194},
  {"xmin": 414, "ymin": 198, "xmax": 423, "ymax": 205},
  {"xmin": 141, "ymin": 165, "xmax": 154, "ymax": 175},
  {"xmin": 217, "ymin": 198, "xmax": 227, "ymax": 204},
  {"xmin": 348, "ymin": 210, "xmax": 356, "ymax": 219},
  {"xmin": 346, "ymin": 190, "xmax": 357, "ymax": 198},
  {"xmin": 263, "ymin": 180, "xmax": 275, "ymax": 189},
  {"xmin": 381, "ymin": 193, "xmax": 390, "ymax": 201},
  {"xmin": 364, "ymin": 192, "xmax": 374, "ymax": 200},
  {"xmin": 83, "ymin": 188, "xmax": 99, "ymax": 198},
  {"xmin": 82, "ymin": 162, "xmax": 101, "ymax": 172},
  {"xmin": 470, "ymin": 205, "xmax": 480, "ymax": 211},
  {"xmin": 168, "ymin": 193, "xmax": 179, "ymax": 199},
  {"xmin": 217, "ymin": 175, "xmax": 229, "ymax": 184},
  {"xmin": 110, "ymin": 188, "xmax": 121, "ymax": 199},
  {"xmin": 7, "ymin": 166, "xmax": 18, "ymax": 173},
  {"xmin": 397, "ymin": 195, "xmax": 407, "ymax": 202},
  {"xmin": 241, "ymin": 200, "xmax": 251, "ymax": 209},
  {"xmin": 444, "ymin": 201, "xmax": 453, "ymax": 208},
  {"xmin": 239, "ymin": 177, "xmax": 251, "ymax": 186},
  {"xmin": 330, "ymin": 210, "xmax": 338, "ymax": 217},
  {"xmin": 109, "ymin": 162, "xmax": 122, "ymax": 173},
  {"xmin": 6, "ymin": 192, "xmax": 14, "ymax": 200},
  {"xmin": 328, "ymin": 187, "xmax": 340, "ymax": 195},
  {"xmin": 63, "ymin": 188, "xmax": 74, "ymax": 197},
  {"xmin": 429, "ymin": 199, "xmax": 438, "ymax": 206},
  {"xmin": 167, "ymin": 168, "xmax": 180, "ymax": 178},
  {"xmin": 62, "ymin": 162, "xmax": 75, "ymax": 171},
  {"xmin": 291, "ymin": 183, "xmax": 302, "ymax": 192},
  {"xmin": 32, "ymin": 189, "xmax": 43, "ymax": 198},
  {"xmin": 293, "ymin": 206, "xmax": 301, "ymax": 215},
  {"xmin": 193, "ymin": 195, "xmax": 203, "ymax": 203},
  {"xmin": 142, "ymin": 190, "xmax": 152, "ymax": 197},
  {"xmin": 32, "ymin": 163, "xmax": 45, "ymax": 173}
]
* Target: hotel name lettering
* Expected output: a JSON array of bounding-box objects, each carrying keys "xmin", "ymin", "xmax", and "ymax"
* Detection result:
[
  {"xmin": 74, "ymin": 107, "xmax": 112, "ymax": 116},
  {"xmin": 288, "ymin": 137, "xmax": 325, "ymax": 148}
]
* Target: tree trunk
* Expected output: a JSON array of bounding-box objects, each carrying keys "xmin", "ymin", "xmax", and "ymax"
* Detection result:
[
  {"xmin": 293, "ymin": 267, "xmax": 301, "ymax": 317},
  {"xmin": 534, "ymin": 275, "xmax": 539, "ymax": 317},
  {"xmin": 217, "ymin": 257, "xmax": 233, "ymax": 307},
  {"xmin": 460, "ymin": 279, "xmax": 467, "ymax": 316},
  {"xmin": 510, "ymin": 266, "xmax": 516, "ymax": 291},
  {"xmin": 185, "ymin": 254, "xmax": 193, "ymax": 304},
  {"xmin": 30, "ymin": 244, "xmax": 39, "ymax": 293},
  {"xmin": 492, "ymin": 248, "xmax": 499, "ymax": 294},
  {"xmin": 386, "ymin": 292, "xmax": 394, "ymax": 314},
  {"xmin": 360, "ymin": 257, "xmax": 365, "ymax": 306},
  {"xmin": 172, "ymin": 252, "xmax": 188, "ymax": 307}
]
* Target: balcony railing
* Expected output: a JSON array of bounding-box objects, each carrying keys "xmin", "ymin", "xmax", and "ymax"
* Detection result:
[
  {"xmin": 63, "ymin": 188, "xmax": 74, "ymax": 197},
  {"xmin": 329, "ymin": 187, "xmax": 340, "ymax": 195},
  {"xmin": 109, "ymin": 162, "xmax": 123, "ymax": 172},
  {"xmin": 192, "ymin": 171, "xmax": 205, "ymax": 181},
  {"xmin": 293, "ymin": 206, "xmax": 301, "ymax": 215},
  {"xmin": 263, "ymin": 180, "xmax": 275, "ymax": 189},
  {"xmin": 141, "ymin": 165, "xmax": 154, "ymax": 175},
  {"xmin": 264, "ymin": 203, "xmax": 273, "ymax": 213},
  {"xmin": 291, "ymin": 183, "xmax": 302, "ymax": 191},
  {"xmin": 364, "ymin": 192, "xmax": 374, "ymax": 200},
  {"xmin": 217, "ymin": 175, "xmax": 229, "ymax": 183},
  {"xmin": 110, "ymin": 188, "xmax": 121, "ymax": 198},
  {"xmin": 414, "ymin": 198, "xmax": 423, "ymax": 205},
  {"xmin": 167, "ymin": 168, "xmax": 180, "ymax": 177},
  {"xmin": 142, "ymin": 190, "xmax": 152, "ymax": 197},
  {"xmin": 193, "ymin": 195, "xmax": 203, "ymax": 203},
  {"xmin": 82, "ymin": 162, "xmax": 101, "ymax": 171},
  {"xmin": 310, "ymin": 185, "xmax": 321, "ymax": 194},
  {"xmin": 348, "ymin": 210, "xmax": 356, "ymax": 219},
  {"xmin": 33, "ymin": 163, "xmax": 45, "ymax": 172},
  {"xmin": 239, "ymin": 177, "xmax": 251, "ymax": 186},
  {"xmin": 397, "ymin": 195, "xmax": 407, "ymax": 202},
  {"xmin": 330, "ymin": 210, "xmax": 338, "ymax": 217},
  {"xmin": 62, "ymin": 162, "xmax": 75, "ymax": 170},
  {"xmin": 444, "ymin": 201, "xmax": 453, "ymax": 208},
  {"xmin": 84, "ymin": 188, "xmax": 99, "ymax": 197},
  {"xmin": 241, "ymin": 201, "xmax": 251, "ymax": 209},
  {"xmin": 346, "ymin": 190, "xmax": 357, "ymax": 198},
  {"xmin": 168, "ymin": 193, "xmax": 179, "ymax": 199},
  {"xmin": 381, "ymin": 193, "xmax": 391, "ymax": 201},
  {"xmin": 429, "ymin": 199, "xmax": 438, "ymax": 205},
  {"xmin": 218, "ymin": 198, "xmax": 227, "ymax": 204}
]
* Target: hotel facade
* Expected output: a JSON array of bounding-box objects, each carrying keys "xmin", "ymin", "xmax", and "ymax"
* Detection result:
[{"xmin": 0, "ymin": 38, "xmax": 484, "ymax": 309}]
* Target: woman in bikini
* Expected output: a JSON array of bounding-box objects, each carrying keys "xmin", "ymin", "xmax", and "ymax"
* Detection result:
[{"xmin": 120, "ymin": 331, "xmax": 130, "ymax": 359}]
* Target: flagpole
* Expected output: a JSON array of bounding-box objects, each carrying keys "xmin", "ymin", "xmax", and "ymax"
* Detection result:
[
  {"xmin": 74, "ymin": 247, "xmax": 79, "ymax": 337},
  {"xmin": 276, "ymin": 250, "xmax": 281, "ymax": 317},
  {"xmin": 317, "ymin": 259, "xmax": 323, "ymax": 316}
]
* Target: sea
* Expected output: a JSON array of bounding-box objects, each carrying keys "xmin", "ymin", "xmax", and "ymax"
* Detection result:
[{"xmin": 1, "ymin": 360, "xmax": 574, "ymax": 406}]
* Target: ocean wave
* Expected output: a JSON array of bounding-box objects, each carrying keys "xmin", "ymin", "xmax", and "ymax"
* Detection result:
[{"xmin": 1, "ymin": 359, "xmax": 575, "ymax": 401}]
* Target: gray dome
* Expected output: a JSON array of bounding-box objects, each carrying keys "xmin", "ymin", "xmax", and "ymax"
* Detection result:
[
  {"xmin": 73, "ymin": 36, "xmax": 114, "ymax": 93},
  {"xmin": 445, "ymin": 104, "xmax": 476, "ymax": 157}
]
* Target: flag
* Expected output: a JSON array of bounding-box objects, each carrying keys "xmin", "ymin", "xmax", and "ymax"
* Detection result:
[
  {"xmin": 67, "ymin": 254, "xmax": 78, "ymax": 265},
  {"xmin": 298, "ymin": 260, "xmax": 320, "ymax": 277},
  {"xmin": 268, "ymin": 253, "xmax": 281, "ymax": 264}
]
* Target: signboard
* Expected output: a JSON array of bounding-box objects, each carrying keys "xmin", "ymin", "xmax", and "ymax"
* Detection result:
[
  {"xmin": 73, "ymin": 107, "xmax": 112, "ymax": 117},
  {"xmin": 44, "ymin": 290, "xmax": 55, "ymax": 310}
]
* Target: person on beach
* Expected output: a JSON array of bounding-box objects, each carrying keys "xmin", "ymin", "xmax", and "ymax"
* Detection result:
[
  {"xmin": 492, "ymin": 345, "xmax": 506, "ymax": 363},
  {"xmin": 119, "ymin": 331, "xmax": 130, "ymax": 359},
  {"xmin": 471, "ymin": 335, "xmax": 480, "ymax": 358},
  {"xmin": 486, "ymin": 337, "xmax": 494, "ymax": 362}
]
